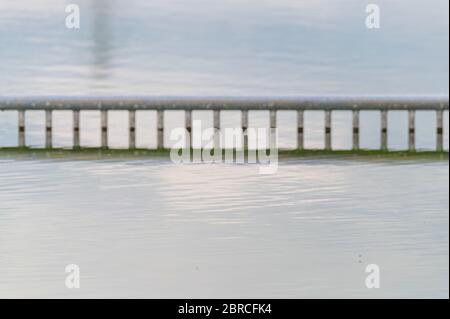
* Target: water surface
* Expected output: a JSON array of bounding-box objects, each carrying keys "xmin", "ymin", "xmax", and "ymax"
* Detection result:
[
  {"xmin": 0, "ymin": 0, "xmax": 448, "ymax": 96},
  {"xmin": 0, "ymin": 0, "xmax": 448, "ymax": 299},
  {"xmin": 0, "ymin": 159, "xmax": 448, "ymax": 298}
]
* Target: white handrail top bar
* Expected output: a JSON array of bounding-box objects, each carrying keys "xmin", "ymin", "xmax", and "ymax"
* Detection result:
[{"xmin": 0, "ymin": 96, "xmax": 448, "ymax": 111}]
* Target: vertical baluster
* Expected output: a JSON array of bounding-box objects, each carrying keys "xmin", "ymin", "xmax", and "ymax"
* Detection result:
[
  {"xmin": 436, "ymin": 109, "xmax": 444, "ymax": 152},
  {"xmin": 185, "ymin": 109, "xmax": 192, "ymax": 149},
  {"xmin": 408, "ymin": 110, "xmax": 416, "ymax": 152},
  {"xmin": 352, "ymin": 110, "xmax": 360, "ymax": 151},
  {"xmin": 270, "ymin": 109, "xmax": 277, "ymax": 150},
  {"xmin": 129, "ymin": 110, "xmax": 136, "ymax": 150},
  {"xmin": 213, "ymin": 109, "xmax": 221, "ymax": 151},
  {"xmin": 157, "ymin": 109, "xmax": 164, "ymax": 149},
  {"xmin": 242, "ymin": 110, "xmax": 249, "ymax": 150},
  {"xmin": 297, "ymin": 110, "xmax": 304, "ymax": 151},
  {"xmin": 325, "ymin": 110, "xmax": 332, "ymax": 151},
  {"xmin": 73, "ymin": 110, "xmax": 80, "ymax": 149},
  {"xmin": 45, "ymin": 110, "xmax": 53, "ymax": 149},
  {"xmin": 101, "ymin": 110, "xmax": 108, "ymax": 149},
  {"xmin": 18, "ymin": 110, "xmax": 26, "ymax": 148},
  {"xmin": 381, "ymin": 110, "xmax": 388, "ymax": 151}
]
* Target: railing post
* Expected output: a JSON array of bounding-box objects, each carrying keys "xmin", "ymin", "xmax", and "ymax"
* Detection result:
[
  {"xmin": 129, "ymin": 110, "xmax": 136, "ymax": 149},
  {"xmin": 185, "ymin": 110, "xmax": 192, "ymax": 149},
  {"xmin": 436, "ymin": 110, "xmax": 444, "ymax": 152},
  {"xmin": 18, "ymin": 110, "xmax": 26, "ymax": 148},
  {"xmin": 242, "ymin": 110, "xmax": 249, "ymax": 150},
  {"xmin": 325, "ymin": 110, "xmax": 332, "ymax": 151},
  {"xmin": 352, "ymin": 110, "xmax": 360, "ymax": 151},
  {"xmin": 408, "ymin": 110, "xmax": 416, "ymax": 152},
  {"xmin": 157, "ymin": 109, "xmax": 164, "ymax": 149},
  {"xmin": 2, "ymin": 98, "xmax": 448, "ymax": 153},
  {"xmin": 73, "ymin": 110, "xmax": 80, "ymax": 149},
  {"xmin": 297, "ymin": 110, "xmax": 304, "ymax": 151},
  {"xmin": 45, "ymin": 110, "xmax": 53, "ymax": 149},
  {"xmin": 270, "ymin": 109, "xmax": 277, "ymax": 150},
  {"xmin": 381, "ymin": 110, "xmax": 388, "ymax": 151},
  {"xmin": 213, "ymin": 109, "xmax": 221, "ymax": 151},
  {"xmin": 101, "ymin": 110, "xmax": 108, "ymax": 149}
]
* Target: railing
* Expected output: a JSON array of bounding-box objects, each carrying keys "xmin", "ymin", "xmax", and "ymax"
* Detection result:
[{"xmin": 0, "ymin": 97, "xmax": 448, "ymax": 151}]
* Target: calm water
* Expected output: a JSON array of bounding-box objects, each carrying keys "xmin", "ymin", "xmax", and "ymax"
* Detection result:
[
  {"xmin": 0, "ymin": 0, "xmax": 449, "ymax": 95},
  {"xmin": 0, "ymin": 159, "xmax": 448, "ymax": 298},
  {"xmin": 0, "ymin": 0, "xmax": 449, "ymax": 298}
]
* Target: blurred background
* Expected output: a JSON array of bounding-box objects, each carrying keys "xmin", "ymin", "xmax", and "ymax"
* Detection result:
[
  {"xmin": 0, "ymin": 1, "xmax": 449, "ymax": 299},
  {"xmin": 0, "ymin": 0, "xmax": 448, "ymax": 96}
]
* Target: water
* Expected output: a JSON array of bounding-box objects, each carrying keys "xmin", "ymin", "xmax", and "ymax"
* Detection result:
[
  {"xmin": 0, "ymin": 0, "xmax": 448, "ymax": 96},
  {"xmin": 0, "ymin": 159, "xmax": 448, "ymax": 298},
  {"xmin": 0, "ymin": 0, "xmax": 449, "ymax": 298}
]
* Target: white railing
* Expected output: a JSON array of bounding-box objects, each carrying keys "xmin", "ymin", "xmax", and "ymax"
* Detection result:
[{"xmin": 0, "ymin": 96, "xmax": 448, "ymax": 151}]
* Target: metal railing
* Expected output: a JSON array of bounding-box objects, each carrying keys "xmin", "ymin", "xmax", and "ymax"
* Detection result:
[{"xmin": 0, "ymin": 96, "xmax": 448, "ymax": 151}]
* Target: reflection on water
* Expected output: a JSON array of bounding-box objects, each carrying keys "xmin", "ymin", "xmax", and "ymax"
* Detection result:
[
  {"xmin": 0, "ymin": 0, "xmax": 448, "ymax": 95},
  {"xmin": 90, "ymin": 0, "xmax": 112, "ymax": 88},
  {"xmin": 0, "ymin": 159, "xmax": 448, "ymax": 298},
  {"xmin": 0, "ymin": 0, "xmax": 448, "ymax": 299}
]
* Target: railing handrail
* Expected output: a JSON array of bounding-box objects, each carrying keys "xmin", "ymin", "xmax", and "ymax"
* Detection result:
[
  {"xmin": 1, "ymin": 96, "xmax": 448, "ymax": 152},
  {"xmin": 0, "ymin": 96, "xmax": 448, "ymax": 111}
]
